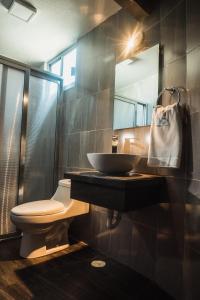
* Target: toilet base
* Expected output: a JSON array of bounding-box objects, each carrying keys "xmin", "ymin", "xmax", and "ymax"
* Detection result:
[
  {"xmin": 20, "ymin": 233, "xmax": 69, "ymax": 258},
  {"xmin": 20, "ymin": 220, "xmax": 70, "ymax": 258}
]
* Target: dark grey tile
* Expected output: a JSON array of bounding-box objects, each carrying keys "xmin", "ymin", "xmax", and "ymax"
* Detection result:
[
  {"xmin": 76, "ymin": 48, "xmax": 99, "ymax": 93},
  {"xmin": 70, "ymin": 208, "xmax": 111, "ymax": 255},
  {"xmin": 89, "ymin": 209, "xmax": 111, "ymax": 254},
  {"xmin": 97, "ymin": 54, "xmax": 115, "ymax": 91},
  {"xmin": 63, "ymin": 86, "xmax": 77, "ymax": 102},
  {"xmin": 160, "ymin": 0, "xmax": 186, "ymax": 65},
  {"xmin": 64, "ymin": 132, "xmax": 80, "ymax": 168},
  {"xmin": 160, "ymin": 0, "xmax": 184, "ymax": 20},
  {"xmin": 81, "ymin": 92, "xmax": 97, "ymax": 131},
  {"xmin": 185, "ymin": 179, "xmax": 200, "ymax": 251},
  {"xmin": 62, "ymin": 88, "xmax": 76, "ymax": 131},
  {"xmin": 95, "ymin": 129, "xmax": 112, "ymax": 153},
  {"xmin": 69, "ymin": 212, "xmax": 95, "ymax": 246},
  {"xmin": 127, "ymin": 205, "xmax": 158, "ymax": 231},
  {"xmin": 144, "ymin": 23, "xmax": 160, "ymax": 50},
  {"xmin": 187, "ymin": 46, "xmax": 200, "ymax": 114},
  {"xmin": 130, "ymin": 224, "xmax": 156, "ymax": 280},
  {"xmin": 165, "ymin": 177, "xmax": 186, "ymax": 205},
  {"xmin": 162, "ymin": 56, "xmax": 186, "ymax": 106},
  {"xmin": 93, "ymin": 16, "xmax": 118, "ymax": 58},
  {"xmin": 96, "ymin": 89, "xmax": 113, "ymax": 130},
  {"xmin": 186, "ymin": 0, "xmax": 200, "ymax": 52},
  {"xmin": 142, "ymin": 0, "xmax": 160, "ymax": 48},
  {"xmin": 77, "ymin": 30, "xmax": 95, "ymax": 59},
  {"xmin": 156, "ymin": 233, "xmax": 183, "ymax": 300},
  {"xmin": 186, "ymin": 179, "xmax": 200, "ymax": 204},
  {"xmin": 59, "ymin": 132, "xmax": 69, "ymax": 174},
  {"xmin": 157, "ymin": 201, "xmax": 185, "ymax": 239},
  {"xmin": 109, "ymin": 214, "xmax": 132, "ymax": 266},
  {"xmin": 155, "ymin": 178, "xmax": 185, "ymax": 294},
  {"xmin": 187, "ymin": 112, "xmax": 200, "ymax": 180},
  {"xmin": 77, "ymin": 15, "xmax": 117, "ymax": 62},
  {"xmin": 143, "ymin": 1, "xmax": 160, "ymax": 31},
  {"xmin": 183, "ymin": 246, "xmax": 200, "ymax": 300},
  {"xmin": 80, "ymin": 131, "xmax": 96, "ymax": 168},
  {"xmin": 64, "ymin": 97, "xmax": 82, "ymax": 133}
]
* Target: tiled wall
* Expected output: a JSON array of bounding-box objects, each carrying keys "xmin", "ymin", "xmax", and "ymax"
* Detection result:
[{"xmin": 60, "ymin": 1, "xmax": 200, "ymax": 299}]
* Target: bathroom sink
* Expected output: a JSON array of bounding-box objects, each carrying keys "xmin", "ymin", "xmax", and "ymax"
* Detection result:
[{"xmin": 87, "ymin": 153, "xmax": 138, "ymax": 174}]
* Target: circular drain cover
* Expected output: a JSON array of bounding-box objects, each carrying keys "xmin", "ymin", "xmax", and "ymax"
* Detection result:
[{"xmin": 91, "ymin": 260, "xmax": 106, "ymax": 268}]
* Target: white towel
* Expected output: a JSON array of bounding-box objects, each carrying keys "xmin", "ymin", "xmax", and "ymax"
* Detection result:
[{"xmin": 147, "ymin": 103, "xmax": 182, "ymax": 168}]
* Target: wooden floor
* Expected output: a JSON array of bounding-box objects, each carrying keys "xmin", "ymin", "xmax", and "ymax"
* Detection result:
[{"xmin": 0, "ymin": 238, "xmax": 174, "ymax": 300}]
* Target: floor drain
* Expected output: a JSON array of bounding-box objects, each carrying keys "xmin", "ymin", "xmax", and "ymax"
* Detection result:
[{"xmin": 91, "ymin": 260, "xmax": 106, "ymax": 268}]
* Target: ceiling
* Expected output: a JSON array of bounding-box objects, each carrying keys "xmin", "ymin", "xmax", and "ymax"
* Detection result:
[{"xmin": 0, "ymin": 0, "xmax": 120, "ymax": 67}]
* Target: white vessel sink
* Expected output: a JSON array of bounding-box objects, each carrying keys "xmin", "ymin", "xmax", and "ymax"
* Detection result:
[{"xmin": 87, "ymin": 153, "xmax": 138, "ymax": 174}]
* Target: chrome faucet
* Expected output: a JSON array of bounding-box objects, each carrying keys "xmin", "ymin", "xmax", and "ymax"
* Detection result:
[{"xmin": 112, "ymin": 135, "xmax": 118, "ymax": 153}]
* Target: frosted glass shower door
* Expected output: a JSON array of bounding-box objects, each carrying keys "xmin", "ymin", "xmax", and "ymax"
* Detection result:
[
  {"xmin": 23, "ymin": 75, "xmax": 59, "ymax": 203},
  {"xmin": 0, "ymin": 64, "xmax": 24, "ymax": 235}
]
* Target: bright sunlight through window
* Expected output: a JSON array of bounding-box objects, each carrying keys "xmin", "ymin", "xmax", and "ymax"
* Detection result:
[
  {"xmin": 50, "ymin": 59, "xmax": 61, "ymax": 76},
  {"xmin": 49, "ymin": 47, "xmax": 77, "ymax": 90},
  {"xmin": 63, "ymin": 48, "xmax": 76, "ymax": 88}
]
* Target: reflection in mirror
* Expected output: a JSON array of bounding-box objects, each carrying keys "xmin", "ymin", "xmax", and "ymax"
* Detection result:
[{"xmin": 113, "ymin": 44, "xmax": 160, "ymax": 130}]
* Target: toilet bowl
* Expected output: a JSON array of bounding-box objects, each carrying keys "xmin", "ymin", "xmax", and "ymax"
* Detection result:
[{"xmin": 10, "ymin": 179, "xmax": 89, "ymax": 258}]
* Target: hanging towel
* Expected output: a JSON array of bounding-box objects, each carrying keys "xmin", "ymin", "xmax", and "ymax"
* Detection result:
[{"xmin": 147, "ymin": 103, "xmax": 182, "ymax": 168}]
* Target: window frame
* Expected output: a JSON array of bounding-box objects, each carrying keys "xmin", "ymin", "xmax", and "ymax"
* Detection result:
[{"xmin": 48, "ymin": 45, "xmax": 77, "ymax": 91}]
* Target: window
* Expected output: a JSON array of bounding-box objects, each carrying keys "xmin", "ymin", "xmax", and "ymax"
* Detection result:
[
  {"xmin": 50, "ymin": 59, "xmax": 61, "ymax": 76},
  {"xmin": 48, "ymin": 47, "xmax": 77, "ymax": 90},
  {"xmin": 63, "ymin": 48, "xmax": 76, "ymax": 88}
]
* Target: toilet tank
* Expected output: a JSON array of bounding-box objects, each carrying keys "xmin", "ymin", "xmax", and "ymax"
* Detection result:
[{"xmin": 51, "ymin": 179, "xmax": 72, "ymax": 207}]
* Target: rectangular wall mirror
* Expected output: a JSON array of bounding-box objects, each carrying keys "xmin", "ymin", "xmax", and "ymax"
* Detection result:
[{"xmin": 113, "ymin": 44, "xmax": 160, "ymax": 130}]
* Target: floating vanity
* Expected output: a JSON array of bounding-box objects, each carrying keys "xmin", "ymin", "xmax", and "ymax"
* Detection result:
[{"xmin": 64, "ymin": 171, "xmax": 165, "ymax": 212}]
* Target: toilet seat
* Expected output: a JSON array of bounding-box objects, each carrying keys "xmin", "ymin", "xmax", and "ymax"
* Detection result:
[
  {"xmin": 11, "ymin": 200, "xmax": 65, "ymax": 216},
  {"xmin": 10, "ymin": 200, "xmax": 72, "ymax": 224}
]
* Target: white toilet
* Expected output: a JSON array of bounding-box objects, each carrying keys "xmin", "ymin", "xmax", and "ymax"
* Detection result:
[{"xmin": 10, "ymin": 179, "xmax": 89, "ymax": 258}]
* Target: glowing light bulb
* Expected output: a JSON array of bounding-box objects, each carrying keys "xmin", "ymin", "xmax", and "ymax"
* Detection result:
[
  {"xmin": 127, "ymin": 36, "xmax": 135, "ymax": 51},
  {"xmin": 118, "ymin": 23, "xmax": 144, "ymax": 60}
]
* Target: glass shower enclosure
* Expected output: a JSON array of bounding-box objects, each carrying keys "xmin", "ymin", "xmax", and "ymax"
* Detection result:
[{"xmin": 0, "ymin": 57, "xmax": 62, "ymax": 237}]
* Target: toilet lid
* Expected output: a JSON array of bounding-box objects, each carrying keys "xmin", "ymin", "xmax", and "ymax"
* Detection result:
[{"xmin": 11, "ymin": 200, "xmax": 65, "ymax": 216}]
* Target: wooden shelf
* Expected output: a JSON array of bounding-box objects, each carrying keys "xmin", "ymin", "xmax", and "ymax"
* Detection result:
[{"xmin": 64, "ymin": 171, "xmax": 166, "ymax": 212}]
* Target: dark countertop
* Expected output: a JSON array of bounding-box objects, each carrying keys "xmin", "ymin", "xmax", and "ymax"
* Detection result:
[
  {"xmin": 64, "ymin": 171, "xmax": 165, "ymax": 189},
  {"xmin": 64, "ymin": 171, "xmax": 166, "ymax": 211}
]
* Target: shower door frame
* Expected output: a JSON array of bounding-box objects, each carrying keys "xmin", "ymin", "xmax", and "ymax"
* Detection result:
[{"xmin": 0, "ymin": 55, "xmax": 63, "ymax": 238}]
